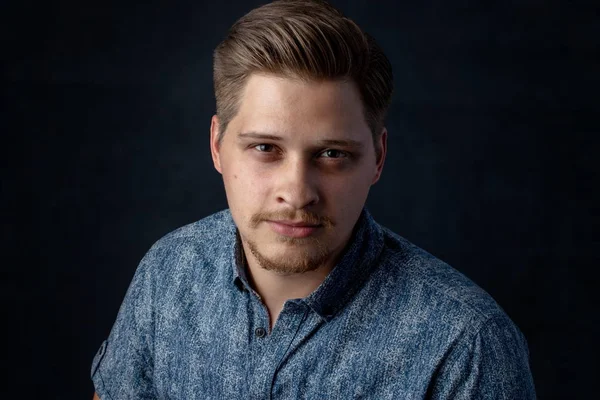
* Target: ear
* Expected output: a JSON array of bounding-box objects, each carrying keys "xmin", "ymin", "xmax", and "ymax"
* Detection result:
[
  {"xmin": 210, "ymin": 115, "xmax": 223, "ymax": 174},
  {"xmin": 372, "ymin": 128, "xmax": 387, "ymax": 185}
]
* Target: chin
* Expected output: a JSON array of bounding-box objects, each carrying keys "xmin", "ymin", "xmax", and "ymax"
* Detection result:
[{"xmin": 248, "ymin": 236, "xmax": 331, "ymax": 274}]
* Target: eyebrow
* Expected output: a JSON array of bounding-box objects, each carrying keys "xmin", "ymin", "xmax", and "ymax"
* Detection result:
[
  {"xmin": 238, "ymin": 132, "xmax": 282, "ymax": 141},
  {"xmin": 237, "ymin": 132, "xmax": 364, "ymax": 148},
  {"xmin": 317, "ymin": 139, "xmax": 363, "ymax": 148}
]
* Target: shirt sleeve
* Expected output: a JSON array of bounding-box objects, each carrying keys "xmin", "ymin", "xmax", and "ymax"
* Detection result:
[
  {"xmin": 429, "ymin": 314, "xmax": 537, "ymax": 400},
  {"xmin": 91, "ymin": 242, "xmax": 162, "ymax": 400}
]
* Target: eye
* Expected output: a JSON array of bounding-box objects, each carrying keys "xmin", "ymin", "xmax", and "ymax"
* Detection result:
[
  {"xmin": 319, "ymin": 149, "xmax": 348, "ymax": 159},
  {"xmin": 253, "ymin": 144, "xmax": 275, "ymax": 152}
]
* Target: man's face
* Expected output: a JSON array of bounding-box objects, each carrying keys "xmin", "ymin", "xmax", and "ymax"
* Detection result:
[{"xmin": 210, "ymin": 74, "xmax": 386, "ymax": 274}]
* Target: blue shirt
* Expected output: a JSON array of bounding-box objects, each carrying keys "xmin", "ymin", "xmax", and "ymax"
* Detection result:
[{"xmin": 91, "ymin": 209, "xmax": 536, "ymax": 399}]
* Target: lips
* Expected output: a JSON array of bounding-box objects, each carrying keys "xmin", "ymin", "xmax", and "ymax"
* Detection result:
[{"xmin": 267, "ymin": 220, "xmax": 321, "ymax": 238}]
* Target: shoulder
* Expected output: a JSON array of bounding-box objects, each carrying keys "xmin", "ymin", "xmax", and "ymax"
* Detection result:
[
  {"xmin": 374, "ymin": 225, "xmax": 513, "ymax": 332},
  {"xmin": 146, "ymin": 209, "xmax": 235, "ymax": 260},
  {"xmin": 134, "ymin": 209, "xmax": 237, "ymax": 287},
  {"xmin": 155, "ymin": 208, "xmax": 235, "ymax": 246}
]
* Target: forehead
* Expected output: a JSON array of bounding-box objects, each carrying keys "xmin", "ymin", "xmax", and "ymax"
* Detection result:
[{"xmin": 231, "ymin": 74, "xmax": 370, "ymax": 141}]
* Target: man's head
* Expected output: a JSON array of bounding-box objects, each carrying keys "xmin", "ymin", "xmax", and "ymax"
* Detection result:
[{"xmin": 210, "ymin": 0, "xmax": 393, "ymax": 275}]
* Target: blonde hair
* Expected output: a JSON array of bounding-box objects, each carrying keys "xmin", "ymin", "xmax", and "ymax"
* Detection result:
[{"xmin": 213, "ymin": 0, "xmax": 393, "ymax": 147}]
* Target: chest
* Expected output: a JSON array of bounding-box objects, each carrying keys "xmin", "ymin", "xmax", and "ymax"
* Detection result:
[
  {"xmin": 150, "ymin": 290, "xmax": 446, "ymax": 399},
  {"xmin": 147, "ymin": 293, "xmax": 443, "ymax": 399}
]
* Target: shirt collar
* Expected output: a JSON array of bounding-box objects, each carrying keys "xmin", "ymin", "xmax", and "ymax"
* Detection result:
[
  {"xmin": 302, "ymin": 208, "xmax": 384, "ymax": 321},
  {"xmin": 230, "ymin": 208, "xmax": 385, "ymax": 321}
]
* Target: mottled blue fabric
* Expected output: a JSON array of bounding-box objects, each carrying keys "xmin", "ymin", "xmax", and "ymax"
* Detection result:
[{"xmin": 91, "ymin": 209, "xmax": 536, "ymax": 399}]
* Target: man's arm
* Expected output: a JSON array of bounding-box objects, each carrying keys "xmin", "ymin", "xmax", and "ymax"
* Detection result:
[
  {"xmin": 92, "ymin": 393, "xmax": 100, "ymax": 400},
  {"xmin": 90, "ymin": 241, "xmax": 163, "ymax": 398},
  {"xmin": 430, "ymin": 314, "xmax": 536, "ymax": 399}
]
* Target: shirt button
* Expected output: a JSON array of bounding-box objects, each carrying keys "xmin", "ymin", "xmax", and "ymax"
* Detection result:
[{"xmin": 254, "ymin": 327, "xmax": 266, "ymax": 338}]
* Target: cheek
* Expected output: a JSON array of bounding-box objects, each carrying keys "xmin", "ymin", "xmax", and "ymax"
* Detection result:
[
  {"xmin": 325, "ymin": 171, "xmax": 373, "ymax": 217},
  {"xmin": 223, "ymin": 162, "xmax": 270, "ymax": 206},
  {"xmin": 328, "ymin": 169, "xmax": 372, "ymax": 198}
]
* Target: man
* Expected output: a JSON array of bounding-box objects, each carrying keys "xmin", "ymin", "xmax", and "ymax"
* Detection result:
[{"xmin": 91, "ymin": 1, "xmax": 536, "ymax": 398}]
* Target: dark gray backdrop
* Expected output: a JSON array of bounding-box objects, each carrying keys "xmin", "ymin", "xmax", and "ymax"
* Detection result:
[{"xmin": 2, "ymin": 0, "xmax": 597, "ymax": 398}]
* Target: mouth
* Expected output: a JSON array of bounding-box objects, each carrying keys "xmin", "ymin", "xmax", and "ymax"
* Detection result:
[{"xmin": 266, "ymin": 220, "xmax": 322, "ymax": 238}]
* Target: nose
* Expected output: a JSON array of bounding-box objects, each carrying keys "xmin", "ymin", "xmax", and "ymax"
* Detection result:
[{"xmin": 275, "ymin": 156, "xmax": 320, "ymax": 209}]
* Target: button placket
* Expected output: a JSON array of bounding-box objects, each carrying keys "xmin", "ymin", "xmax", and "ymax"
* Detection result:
[{"xmin": 246, "ymin": 301, "xmax": 309, "ymax": 400}]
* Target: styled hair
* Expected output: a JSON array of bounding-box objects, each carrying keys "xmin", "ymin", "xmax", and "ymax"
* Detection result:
[{"xmin": 213, "ymin": 0, "xmax": 393, "ymax": 148}]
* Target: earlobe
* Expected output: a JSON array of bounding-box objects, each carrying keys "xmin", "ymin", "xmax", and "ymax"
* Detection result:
[{"xmin": 210, "ymin": 115, "xmax": 223, "ymax": 174}]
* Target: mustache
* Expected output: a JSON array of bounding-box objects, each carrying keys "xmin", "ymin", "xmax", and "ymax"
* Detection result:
[{"xmin": 250, "ymin": 210, "xmax": 334, "ymax": 228}]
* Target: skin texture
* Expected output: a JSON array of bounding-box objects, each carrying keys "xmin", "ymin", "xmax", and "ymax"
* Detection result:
[{"xmin": 211, "ymin": 73, "xmax": 386, "ymax": 327}]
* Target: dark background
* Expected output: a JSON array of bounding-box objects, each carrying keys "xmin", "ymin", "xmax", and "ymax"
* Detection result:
[{"xmin": 2, "ymin": 0, "xmax": 598, "ymax": 398}]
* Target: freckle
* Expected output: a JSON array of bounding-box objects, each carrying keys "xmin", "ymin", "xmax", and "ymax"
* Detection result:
[{"xmin": 234, "ymin": 174, "xmax": 238, "ymax": 179}]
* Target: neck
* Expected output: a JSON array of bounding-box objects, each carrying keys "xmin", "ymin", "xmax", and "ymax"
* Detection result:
[{"xmin": 241, "ymin": 243, "xmax": 336, "ymax": 330}]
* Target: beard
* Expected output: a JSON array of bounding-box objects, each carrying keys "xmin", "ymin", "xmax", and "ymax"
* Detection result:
[
  {"xmin": 244, "ymin": 209, "xmax": 334, "ymax": 274},
  {"xmin": 245, "ymin": 235, "xmax": 330, "ymax": 274}
]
